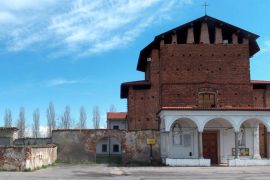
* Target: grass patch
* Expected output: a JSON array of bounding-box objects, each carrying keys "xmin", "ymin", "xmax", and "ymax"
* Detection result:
[
  {"xmin": 96, "ymin": 154, "xmax": 122, "ymax": 164},
  {"xmin": 0, "ymin": 168, "xmax": 17, "ymax": 172},
  {"xmin": 55, "ymin": 160, "xmax": 96, "ymax": 166},
  {"xmin": 23, "ymin": 168, "xmax": 31, "ymax": 172}
]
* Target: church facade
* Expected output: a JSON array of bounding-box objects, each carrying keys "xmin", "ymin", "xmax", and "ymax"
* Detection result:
[{"xmin": 121, "ymin": 15, "xmax": 270, "ymax": 166}]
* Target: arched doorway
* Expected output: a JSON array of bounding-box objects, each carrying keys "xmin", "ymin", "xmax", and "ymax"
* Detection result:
[
  {"xmin": 240, "ymin": 119, "xmax": 269, "ymax": 159},
  {"xmin": 203, "ymin": 118, "xmax": 234, "ymax": 165},
  {"xmin": 96, "ymin": 137, "xmax": 122, "ymax": 164}
]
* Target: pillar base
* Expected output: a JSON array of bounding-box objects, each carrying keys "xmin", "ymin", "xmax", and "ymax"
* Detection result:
[{"xmin": 253, "ymin": 154, "xmax": 262, "ymax": 160}]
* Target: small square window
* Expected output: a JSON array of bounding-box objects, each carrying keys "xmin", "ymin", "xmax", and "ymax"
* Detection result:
[
  {"xmin": 113, "ymin": 125, "xmax": 119, "ymax": 130},
  {"xmin": 102, "ymin": 144, "xmax": 107, "ymax": 152},
  {"xmin": 113, "ymin": 144, "xmax": 119, "ymax": 152}
]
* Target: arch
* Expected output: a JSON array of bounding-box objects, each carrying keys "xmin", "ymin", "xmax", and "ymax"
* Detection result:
[
  {"xmin": 239, "ymin": 118, "xmax": 270, "ymax": 132},
  {"xmin": 95, "ymin": 136, "xmax": 122, "ymax": 164},
  {"xmin": 169, "ymin": 117, "xmax": 199, "ymax": 131},
  {"xmin": 202, "ymin": 117, "xmax": 236, "ymax": 132}
]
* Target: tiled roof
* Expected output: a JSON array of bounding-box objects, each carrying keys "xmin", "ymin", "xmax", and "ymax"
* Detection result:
[
  {"xmin": 121, "ymin": 80, "xmax": 151, "ymax": 86},
  {"xmin": 160, "ymin": 107, "xmax": 270, "ymax": 111},
  {"xmin": 137, "ymin": 15, "xmax": 260, "ymax": 72},
  {"xmin": 107, "ymin": 112, "xmax": 127, "ymax": 120},
  {"xmin": 251, "ymin": 80, "xmax": 270, "ymax": 84}
]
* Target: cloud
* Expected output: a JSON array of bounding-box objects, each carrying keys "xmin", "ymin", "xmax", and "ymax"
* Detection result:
[
  {"xmin": 0, "ymin": 0, "xmax": 57, "ymax": 10},
  {"xmin": 0, "ymin": 0, "xmax": 193, "ymax": 56},
  {"xmin": 261, "ymin": 40, "xmax": 270, "ymax": 53},
  {"xmin": 45, "ymin": 78, "xmax": 82, "ymax": 87},
  {"xmin": 24, "ymin": 125, "xmax": 49, "ymax": 138},
  {"xmin": 0, "ymin": 11, "xmax": 17, "ymax": 24}
]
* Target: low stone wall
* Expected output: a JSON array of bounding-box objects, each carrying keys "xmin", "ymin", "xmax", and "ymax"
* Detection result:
[
  {"xmin": 0, "ymin": 144, "xmax": 57, "ymax": 171},
  {"xmin": 228, "ymin": 159, "xmax": 270, "ymax": 166},
  {"xmin": 52, "ymin": 129, "xmax": 160, "ymax": 164},
  {"xmin": 14, "ymin": 138, "xmax": 52, "ymax": 146},
  {"xmin": 0, "ymin": 137, "xmax": 12, "ymax": 146},
  {"xmin": 165, "ymin": 158, "xmax": 210, "ymax": 167}
]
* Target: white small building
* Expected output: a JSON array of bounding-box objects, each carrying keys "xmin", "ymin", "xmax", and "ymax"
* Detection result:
[{"xmin": 107, "ymin": 112, "xmax": 127, "ymax": 130}]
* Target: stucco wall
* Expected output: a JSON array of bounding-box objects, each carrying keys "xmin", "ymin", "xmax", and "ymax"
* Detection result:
[
  {"xmin": 52, "ymin": 129, "xmax": 160, "ymax": 164},
  {"xmin": 108, "ymin": 120, "xmax": 127, "ymax": 129},
  {"xmin": 0, "ymin": 145, "xmax": 57, "ymax": 171}
]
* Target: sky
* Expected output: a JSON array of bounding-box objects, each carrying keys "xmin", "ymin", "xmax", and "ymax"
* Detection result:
[{"xmin": 0, "ymin": 0, "xmax": 270, "ymax": 133}]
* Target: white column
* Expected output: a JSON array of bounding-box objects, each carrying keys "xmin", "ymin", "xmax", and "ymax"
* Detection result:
[
  {"xmin": 198, "ymin": 131, "xmax": 203, "ymax": 159},
  {"xmin": 187, "ymin": 27, "xmax": 194, "ymax": 44},
  {"xmin": 200, "ymin": 23, "xmax": 210, "ymax": 44},
  {"xmin": 253, "ymin": 124, "xmax": 261, "ymax": 159},
  {"xmin": 235, "ymin": 131, "xmax": 239, "ymax": 159},
  {"xmin": 215, "ymin": 27, "xmax": 222, "ymax": 44},
  {"xmin": 160, "ymin": 131, "xmax": 169, "ymax": 162},
  {"xmin": 267, "ymin": 132, "xmax": 270, "ymax": 159}
]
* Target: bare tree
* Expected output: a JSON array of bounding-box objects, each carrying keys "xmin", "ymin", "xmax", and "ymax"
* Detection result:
[
  {"xmin": 4, "ymin": 108, "xmax": 12, "ymax": 127},
  {"xmin": 92, "ymin": 106, "xmax": 100, "ymax": 129},
  {"xmin": 47, "ymin": 101, "xmax": 56, "ymax": 137},
  {"xmin": 61, "ymin": 106, "xmax": 71, "ymax": 129},
  {"xmin": 32, "ymin": 108, "xmax": 40, "ymax": 138},
  {"xmin": 79, "ymin": 106, "xmax": 87, "ymax": 129},
  {"xmin": 109, "ymin": 104, "xmax": 117, "ymax": 112},
  {"xmin": 17, "ymin": 107, "xmax": 26, "ymax": 138}
]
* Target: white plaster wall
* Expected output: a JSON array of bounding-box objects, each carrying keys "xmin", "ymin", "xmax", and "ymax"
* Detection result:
[
  {"xmin": 220, "ymin": 128, "xmax": 235, "ymax": 163},
  {"xmin": 168, "ymin": 129, "xmax": 198, "ymax": 159},
  {"xmin": 26, "ymin": 147, "xmax": 57, "ymax": 170},
  {"xmin": 108, "ymin": 120, "xmax": 127, "ymax": 129},
  {"xmin": 159, "ymin": 110, "xmax": 270, "ymax": 132}
]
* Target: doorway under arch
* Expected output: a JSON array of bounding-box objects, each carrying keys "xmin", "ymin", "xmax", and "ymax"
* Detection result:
[{"xmin": 96, "ymin": 137, "xmax": 122, "ymax": 164}]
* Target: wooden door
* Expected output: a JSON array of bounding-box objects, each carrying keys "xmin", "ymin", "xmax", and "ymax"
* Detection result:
[
  {"xmin": 259, "ymin": 123, "xmax": 267, "ymax": 158},
  {"xmin": 203, "ymin": 131, "xmax": 218, "ymax": 164}
]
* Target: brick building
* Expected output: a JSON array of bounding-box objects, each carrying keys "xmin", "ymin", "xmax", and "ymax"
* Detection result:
[{"xmin": 121, "ymin": 15, "xmax": 270, "ymax": 166}]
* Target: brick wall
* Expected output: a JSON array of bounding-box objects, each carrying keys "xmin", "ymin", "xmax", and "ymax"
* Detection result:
[
  {"xmin": 253, "ymin": 85, "xmax": 270, "ymax": 107},
  {"xmin": 127, "ymin": 44, "xmax": 254, "ymax": 130},
  {"xmin": 159, "ymin": 44, "xmax": 253, "ymax": 107},
  {"xmin": 52, "ymin": 129, "xmax": 160, "ymax": 164},
  {"xmin": 127, "ymin": 49, "xmax": 160, "ymax": 130}
]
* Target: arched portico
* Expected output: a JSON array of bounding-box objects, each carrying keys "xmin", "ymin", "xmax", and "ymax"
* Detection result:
[{"xmin": 159, "ymin": 109, "xmax": 270, "ymax": 166}]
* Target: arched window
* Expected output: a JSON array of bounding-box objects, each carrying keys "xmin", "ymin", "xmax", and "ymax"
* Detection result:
[{"xmin": 198, "ymin": 93, "xmax": 216, "ymax": 108}]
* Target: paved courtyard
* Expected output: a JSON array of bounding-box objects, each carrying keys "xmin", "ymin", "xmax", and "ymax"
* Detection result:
[{"xmin": 1, "ymin": 164, "xmax": 270, "ymax": 180}]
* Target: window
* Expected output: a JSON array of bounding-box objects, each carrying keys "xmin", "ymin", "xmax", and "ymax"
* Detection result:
[
  {"xmin": 198, "ymin": 93, "xmax": 216, "ymax": 108},
  {"xmin": 113, "ymin": 125, "xmax": 119, "ymax": 130},
  {"xmin": 102, "ymin": 144, "xmax": 107, "ymax": 152},
  {"xmin": 113, "ymin": 144, "xmax": 119, "ymax": 152}
]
